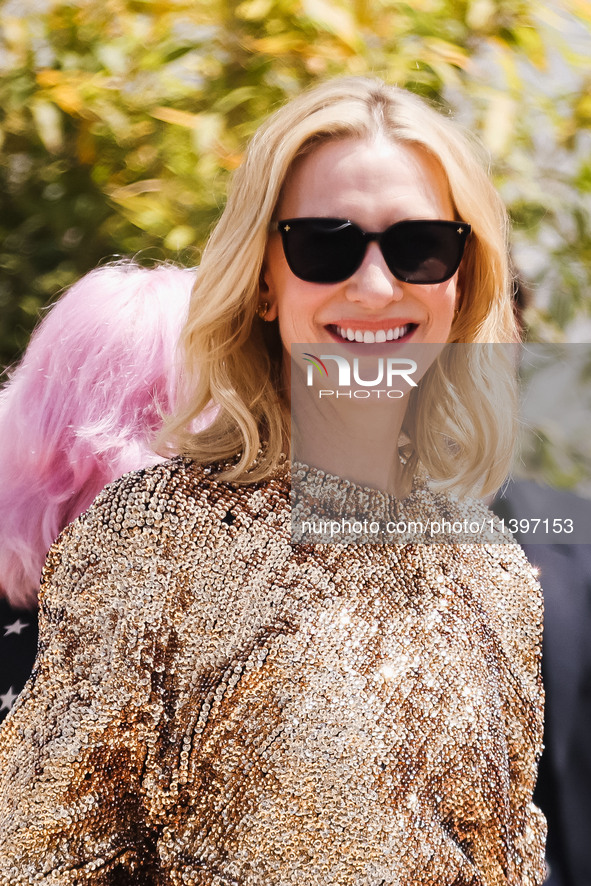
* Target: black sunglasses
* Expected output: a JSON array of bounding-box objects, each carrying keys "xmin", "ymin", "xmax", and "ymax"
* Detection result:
[{"xmin": 273, "ymin": 217, "xmax": 472, "ymax": 285}]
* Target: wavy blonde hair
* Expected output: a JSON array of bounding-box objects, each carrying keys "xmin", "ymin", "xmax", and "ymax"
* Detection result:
[{"xmin": 162, "ymin": 77, "xmax": 519, "ymax": 494}]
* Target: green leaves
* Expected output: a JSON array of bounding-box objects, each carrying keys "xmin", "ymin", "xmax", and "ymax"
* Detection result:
[{"xmin": 0, "ymin": 0, "xmax": 590, "ymax": 366}]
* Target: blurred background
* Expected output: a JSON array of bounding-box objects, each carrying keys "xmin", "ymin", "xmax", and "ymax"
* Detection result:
[{"xmin": 0, "ymin": 0, "xmax": 590, "ymax": 486}]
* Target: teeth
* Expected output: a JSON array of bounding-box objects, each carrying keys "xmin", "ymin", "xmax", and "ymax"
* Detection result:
[{"xmin": 336, "ymin": 325, "xmax": 410, "ymax": 343}]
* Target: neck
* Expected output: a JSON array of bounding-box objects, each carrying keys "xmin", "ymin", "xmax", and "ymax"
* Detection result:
[{"xmin": 292, "ymin": 390, "xmax": 410, "ymax": 497}]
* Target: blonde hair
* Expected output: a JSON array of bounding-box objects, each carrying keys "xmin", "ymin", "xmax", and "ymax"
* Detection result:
[{"xmin": 162, "ymin": 77, "xmax": 518, "ymax": 494}]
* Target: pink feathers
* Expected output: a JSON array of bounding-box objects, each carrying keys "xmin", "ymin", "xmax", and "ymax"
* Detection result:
[{"xmin": 0, "ymin": 262, "xmax": 195, "ymax": 606}]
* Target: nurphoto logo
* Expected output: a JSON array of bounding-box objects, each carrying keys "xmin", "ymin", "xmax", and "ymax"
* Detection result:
[{"xmin": 303, "ymin": 352, "xmax": 418, "ymax": 399}]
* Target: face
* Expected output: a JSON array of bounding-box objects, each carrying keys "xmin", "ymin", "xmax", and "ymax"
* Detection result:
[{"xmin": 262, "ymin": 136, "xmax": 461, "ymax": 372}]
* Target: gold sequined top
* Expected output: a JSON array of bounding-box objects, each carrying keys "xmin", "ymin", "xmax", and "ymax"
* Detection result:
[{"xmin": 0, "ymin": 457, "xmax": 545, "ymax": 885}]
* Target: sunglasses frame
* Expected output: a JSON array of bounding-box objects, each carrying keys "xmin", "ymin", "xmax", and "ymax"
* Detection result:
[{"xmin": 272, "ymin": 217, "xmax": 472, "ymax": 285}]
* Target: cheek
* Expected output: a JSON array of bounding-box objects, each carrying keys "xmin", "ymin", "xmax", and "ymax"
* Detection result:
[
  {"xmin": 418, "ymin": 280, "xmax": 457, "ymax": 341},
  {"xmin": 433, "ymin": 279, "xmax": 458, "ymax": 318}
]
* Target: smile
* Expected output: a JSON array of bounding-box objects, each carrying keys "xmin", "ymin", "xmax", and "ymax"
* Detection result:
[{"xmin": 332, "ymin": 324, "xmax": 414, "ymax": 343}]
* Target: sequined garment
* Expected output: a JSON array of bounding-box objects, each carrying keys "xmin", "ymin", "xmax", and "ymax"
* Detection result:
[{"xmin": 0, "ymin": 457, "xmax": 545, "ymax": 885}]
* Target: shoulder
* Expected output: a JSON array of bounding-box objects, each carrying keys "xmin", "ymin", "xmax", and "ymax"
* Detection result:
[
  {"xmin": 81, "ymin": 455, "xmax": 288, "ymax": 516},
  {"xmin": 461, "ymin": 545, "xmax": 543, "ymax": 701},
  {"xmin": 412, "ymin": 486, "xmax": 543, "ymax": 692},
  {"xmin": 414, "ymin": 485, "xmax": 543, "ymax": 619},
  {"xmin": 50, "ymin": 456, "xmax": 290, "ymax": 546},
  {"xmin": 41, "ymin": 456, "xmax": 292, "ymax": 611}
]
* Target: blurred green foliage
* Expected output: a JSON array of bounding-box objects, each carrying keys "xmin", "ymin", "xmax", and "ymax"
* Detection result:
[{"xmin": 0, "ymin": 0, "xmax": 590, "ymax": 373}]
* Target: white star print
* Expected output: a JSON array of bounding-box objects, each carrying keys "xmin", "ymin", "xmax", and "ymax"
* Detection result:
[
  {"xmin": 0, "ymin": 687, "xmax": 18, "ymax": 713},
  {"xmin": 3, "ymin": 619, "xmax": 28, "ymax": 637}
]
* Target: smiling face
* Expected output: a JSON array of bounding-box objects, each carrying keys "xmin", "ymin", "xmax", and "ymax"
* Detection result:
[{"xmin": 262, "ymin": 136, "xmax": 461, "ymax": 373}]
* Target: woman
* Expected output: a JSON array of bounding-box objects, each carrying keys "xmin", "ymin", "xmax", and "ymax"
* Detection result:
[
  {"xmin": 0, "ymin": 262, "xmax": 195, "ymax": 721},
  {"xmin": 0, "ymin": 78, "xmax": 545, "ymax": 884}
]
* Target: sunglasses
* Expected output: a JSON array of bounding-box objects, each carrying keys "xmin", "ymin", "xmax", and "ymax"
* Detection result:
[{"xmin": 273, "ymin": 217, "xmax": 471, "ymax": 285}]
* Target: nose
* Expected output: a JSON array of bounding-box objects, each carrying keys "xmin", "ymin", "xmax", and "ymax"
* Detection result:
[{"xmin": 345, "ymin": 242, "xmax": 403, "ymax": 308}]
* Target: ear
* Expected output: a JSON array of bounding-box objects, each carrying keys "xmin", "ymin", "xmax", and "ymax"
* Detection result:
[{"xmin": 259, "ymin": 266, "xmax": 278, "ymax": 321}]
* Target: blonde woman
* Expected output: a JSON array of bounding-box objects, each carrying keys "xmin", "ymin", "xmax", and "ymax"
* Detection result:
[{"xmin": 0, "ymin": 78, "xmax": 545, "ymax": 885}]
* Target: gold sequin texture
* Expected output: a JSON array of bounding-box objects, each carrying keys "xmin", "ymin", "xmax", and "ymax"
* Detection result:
[{"xmin": 0, "ymin": 457, "xmax": 546, "ymax": 884}]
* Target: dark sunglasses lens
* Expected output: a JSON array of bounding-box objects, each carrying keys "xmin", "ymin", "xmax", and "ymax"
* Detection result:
[
  {"xmin": 282, "ymin": 220, "xmax": 362, "ymax": 283},
  {"xmin": 383, "ymin": 221, "xmax": 465, "ymax": 283}
]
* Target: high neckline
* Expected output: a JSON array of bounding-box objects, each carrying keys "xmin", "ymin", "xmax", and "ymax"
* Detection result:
[{"xmin": 289, "ymin": 460, "xmax": 507, "ymax": 546}]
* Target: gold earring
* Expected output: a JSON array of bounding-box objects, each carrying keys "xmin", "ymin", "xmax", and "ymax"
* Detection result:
[{"xmin": 257, "ymin": 301, "xmax": 270, "ymax": 319}]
